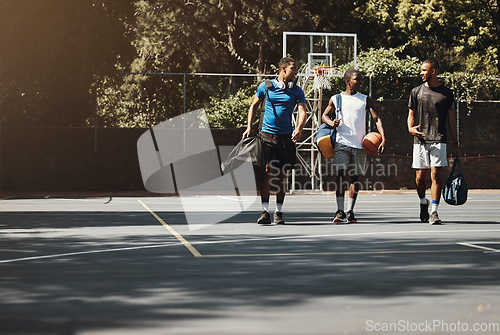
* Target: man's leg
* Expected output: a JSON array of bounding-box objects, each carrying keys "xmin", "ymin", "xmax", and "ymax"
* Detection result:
[
  {"xmin": 345, "ymin": 148, "xmax": 366, "ymax": 223},
  {"xmin": 346, "ymin": 175, "xmax": 360, "ymax": 223},
  {"xmin": 428, "ymin": 143, "xmax": 448, "ymax": 224},
  {"xmin": 413, "ymin": 143, "xmax": 431, "ymax": 222},
  {"xmin": 416, "ymin": 168, "xmax": 428, "ymax": 198},
  {"xmin": 273, "ymin": 169, "xmax": 287, "ymax": 225},
  {"xmin": 332, "ymin": 144, "xmax": 351, "ymax": 223},
  {"xmin": 270, "ymin": 134, "xmax": 295, "ymax": 225},
  {"xmin": 333, "ymin": 170, "xmax": 347, "ymax": 223},
  {"xmin": 257, "ymin": 167, "xmax": 272, "ymax": 224},
  {"xmin": 336, "ymin": 172, "xmax": 346, "ymax": 205},
  {"xmin": 429, "ymin": 167, "xmax": 443, "ymax": 224},
  {"xmin": 416, "ymin": 168, "xmax": 430, "ymax": 222}
]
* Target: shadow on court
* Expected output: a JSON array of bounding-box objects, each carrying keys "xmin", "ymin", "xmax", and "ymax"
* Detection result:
[{"xmin": 1, "ymin": 204, "xmax": 500, "ymax": 334}]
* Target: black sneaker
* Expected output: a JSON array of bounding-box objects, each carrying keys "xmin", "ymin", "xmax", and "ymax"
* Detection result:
[
  {"xmin": 429, "ymin": 211, "xmax": 442, "ymax": 225},
  {"xmin": 332, "ymin": 210, "xmax": 347, "ymax": 224},
  {"xmin": 420, "ymin": 199, "xmax": 430, "ymax": 222},
  {"xmin": 346, "ymin": 210, "xmax": 357, "ymax": 223},
  {"xmin": 257, "ymin": 211, "xmax": 271, "ymax": 224},
  {"xmin": 273, "ymin": 212, "xmax": 285, "ymax": 225}
]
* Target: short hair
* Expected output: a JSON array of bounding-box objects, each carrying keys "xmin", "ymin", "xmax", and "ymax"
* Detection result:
[
  {"xmin": 343, "ymin": 69, "xmax": 360, "ymax": 83},
  {"xmin": 279, "ymin": 57, "xmax": 296, "ymax": 69},
  {"xmin": 423, "ymin": 58, "xmax": 440, "ymax": 72}
]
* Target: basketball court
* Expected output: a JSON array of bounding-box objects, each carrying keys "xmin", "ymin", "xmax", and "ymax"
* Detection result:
[
  {"xmin": 1, "ymin": 31, "xmax": 498, "ymax": 335},
  {"xmin": 1, "ymin": 191, "xmax": 499, "ymax": 334}
]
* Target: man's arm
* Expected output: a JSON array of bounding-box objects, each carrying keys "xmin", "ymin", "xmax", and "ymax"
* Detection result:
[
  {"xmin": 242, "ymin": 95, "xmax": 262, "ymax": 138},
  {"xmin": 447, "ymin": 108, "xmax": 461, "ymax": 157},
  {"xmin": 321, "ymin": 98, "xmax": 341, "ymax": 128},
  {"xmin": 408, "ymin": 107, "xmax": 425, "ymax": 138},
  {"xmin": 367, "ymin": 98, "xmax": 386, "ymax": 153},
  {"xmin": 291, "ymin": 103, "xmax": 307, "ymax": 142}
]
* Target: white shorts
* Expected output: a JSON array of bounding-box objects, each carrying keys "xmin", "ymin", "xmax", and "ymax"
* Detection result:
[{"xmin": 412, "ymin": 143, "xmax": 448, "ymax": 169}]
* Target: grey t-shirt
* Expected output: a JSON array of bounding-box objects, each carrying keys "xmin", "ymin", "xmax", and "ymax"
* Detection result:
[{"xmin": 408, "ymin": 84, "xmax": 455, "ymax": 144}]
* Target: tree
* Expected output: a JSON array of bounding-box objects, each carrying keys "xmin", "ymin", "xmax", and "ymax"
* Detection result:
[
  {"xmin": 95, "ymin": 0, "xmax": 362, "ymax": 127},
  {"xmin": 479, "ymin": 0, "xmax": 500, "ymax": 72},
  {"xmin": 0, "ymin": 0, "xmax": 135, "ymax": 126},
  {"xmin": 354, "ymin": 0, "xmax": 500, "ymax": 74}
]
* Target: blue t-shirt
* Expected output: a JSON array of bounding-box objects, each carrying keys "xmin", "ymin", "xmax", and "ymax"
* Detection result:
[{"xmin": 256, "ymin": 80, "xmax": 306, "ymax": 134}]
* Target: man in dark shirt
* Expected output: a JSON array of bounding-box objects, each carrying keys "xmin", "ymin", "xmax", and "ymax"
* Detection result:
[{"xmin": 407, "ymin": 59, "xmax": 460, "ymax": 224}]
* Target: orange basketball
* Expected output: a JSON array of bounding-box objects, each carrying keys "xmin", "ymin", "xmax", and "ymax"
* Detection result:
[{"xmin": 362, "ymin": 132, "xmax": 382, "ymax": 155}]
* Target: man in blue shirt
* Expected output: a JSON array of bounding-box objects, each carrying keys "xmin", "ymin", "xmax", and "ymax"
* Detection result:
[{"xmin": 242, "ymin": 57, "xmax": 307, "ymax": 225}]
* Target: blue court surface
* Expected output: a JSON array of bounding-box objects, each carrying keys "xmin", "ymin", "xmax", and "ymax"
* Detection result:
[{"xmin": 1, "ymin": 191, "xmax": 499, "ymax": 335}]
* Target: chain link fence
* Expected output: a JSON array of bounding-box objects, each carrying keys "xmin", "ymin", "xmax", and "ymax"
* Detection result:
[
  {"xmin": 0, "ymin": 72, "xmax": 498, "ymax": 192},
  {"xmin": 93, "ymin": 72, "xmax": 498, "ymax": 150}
]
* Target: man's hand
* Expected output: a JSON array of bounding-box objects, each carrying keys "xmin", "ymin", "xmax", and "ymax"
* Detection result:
[
  {"xmin": 409, "ymin": 125, "xmax": 425, "ymax": 137},
  {"xmin": 291, "ymin": 128, "xmax": 302, "ymax": 143},
  {"xmin": 378, "ymin": 139, "xmax": 386, "ymax": 153},
  {"xmin": 331, "ymin": 118, "xmax": 341, "ymax": 127},
  {"xmin": 242, "ymin": 127, "xmax": 251, "ymax": 138}
]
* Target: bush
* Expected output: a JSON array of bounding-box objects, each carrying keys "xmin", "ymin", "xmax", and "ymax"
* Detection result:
[
  {"xmin": 328, "ymin": 44, "xmax": 421, "ymax": 100},
  {"xmin": 205, "ymin": 84, "xmax": 258, "ymax": 128},
  {"xmin": 442, "ymin": 72, "xmax": 500, "ymax": 114}
]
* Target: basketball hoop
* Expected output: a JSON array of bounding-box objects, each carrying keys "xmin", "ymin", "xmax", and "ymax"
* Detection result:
[
  {"xmin": 312, "ymin": 66, "xmax": 334, "ymax": 90},
  {"xmin": 313, "ymin": 66, "xmax": 333, "ymax": 76}
]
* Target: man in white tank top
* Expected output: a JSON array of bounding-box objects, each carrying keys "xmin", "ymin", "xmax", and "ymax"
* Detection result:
[{"xmin": 321, "ymin": 69, "xmax": 386, "ymax": 223}]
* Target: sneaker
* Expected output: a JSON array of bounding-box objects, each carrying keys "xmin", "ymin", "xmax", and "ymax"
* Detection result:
[
  {"xmin": 420, "ymin": 199, "xmax": 430, "ymax": 222},
  {"xmin": 273, "ymin": 212, "xmax": 285, "ymax": 225},
  {"xmin": 429, "ymin": 211, "xmax": 442, "ymax": 225},
  {"xmin": 332, "ymin": 210, "xmax": 347, "ymax": 224},
  {"xmin": 257, "ymin": 211, "xmax": 271, "ymax": 224},
  {"xmin": 346, "ymin": 210, "xmax": 357, "ymax": 223}
]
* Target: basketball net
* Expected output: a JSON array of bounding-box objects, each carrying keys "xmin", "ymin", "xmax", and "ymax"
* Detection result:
[{"xmin": 312, "ymin": 66, "xmax": 333, "ymax": 91}]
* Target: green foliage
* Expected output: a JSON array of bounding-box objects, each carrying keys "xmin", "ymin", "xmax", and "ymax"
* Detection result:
[
  {"xmin": 93, "ymin": 73, "xmax": 208, "ymax": 128},
  {"xmin": 354, "ymin": 0, "xmax": 500, "ymax": 74},
  {"xmin": 327, "ymin": 45, "xmax": 422, "ymax": 100},
  {"xmin": 442, "ymin": 72, "xmax": 500, "ymax": 114},
  {"xmin": 205, "ymin": 44, "xmax": 500, "ymax": 129},
  {"xmin": 205, "ymin": 84, "xmax": 258, "ymax": 128},
  {"xmin": 92, "ymin": 74, "xmax": 177, "ymax": 128},
  {"xmin": 2, "ymin": 0, "xmax": 499, "ymax": 127},
  {"xmin": 0, "ymin": 1, "xmax": 134, "ymax": 126},
  {"xmin": 90, "ymin": 0, "xmax": 373, "ymax": 128}
]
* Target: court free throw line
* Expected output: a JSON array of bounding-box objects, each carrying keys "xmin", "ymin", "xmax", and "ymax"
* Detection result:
[{"xmin": 138, "ymin": 199, "xmax": 202, "ymax": 257}]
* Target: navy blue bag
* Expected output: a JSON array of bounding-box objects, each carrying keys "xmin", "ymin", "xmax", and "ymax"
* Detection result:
[
  {"xmin": 221, "ymin": 80, "xmax": 273, "ymax": 185},
  {"xmin": 314, "ymin": 93, "xmax": 341, "ymax": 158},
  {"xmin": 443, "ymin": 157, "xmax": 468, "ymax": 205}
]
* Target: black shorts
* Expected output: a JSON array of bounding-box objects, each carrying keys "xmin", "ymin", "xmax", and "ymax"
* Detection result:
[{"xmin": 257, "ymin": 131, "xmax": 297, "ymax": 171}]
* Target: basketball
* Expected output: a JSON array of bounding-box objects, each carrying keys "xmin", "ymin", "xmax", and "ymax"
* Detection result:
[{"xmin": 362, "ymin": 132, "xmax": 382, "ymax": 155}]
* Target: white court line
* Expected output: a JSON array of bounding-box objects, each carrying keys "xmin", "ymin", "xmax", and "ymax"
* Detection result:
[
  {"xmin": 3, "ymin": 229, "xmax": 500, "ymax": 264},
  {"xmin": 0, "ymin": 243, "xmax": 180, "ymax": 264},
  {"xmin": 0, "ymin": 197, "xmax": 113, "ymax": 202},
  {"xmin": 186, "ymin": 229, "xmax": 500, "ymax": 247},
  {"xmin": 457, "ymin": 242, "xmax": 500, "ymax": 253}
]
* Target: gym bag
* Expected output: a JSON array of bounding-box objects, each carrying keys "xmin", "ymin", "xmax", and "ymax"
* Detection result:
[
  {"xmin": 314, "ymin": 93, "xmax": 341, "ymax": 158},
  {"xmin": 443, "ymin": 157, "xmax": 468, "ymax": 205},
  {"xmin": 221, "ymin": 79, "xmax": 273, "ymax": 185}
]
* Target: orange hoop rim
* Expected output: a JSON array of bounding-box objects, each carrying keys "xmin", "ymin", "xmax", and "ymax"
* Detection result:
[{"xmin": 313, "ymin": 66, "xmax": 334, "ymax": 76}]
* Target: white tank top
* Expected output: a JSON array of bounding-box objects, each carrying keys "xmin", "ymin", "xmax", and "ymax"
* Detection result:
[{"xmin": 333, "ymin": 92, "xmax": 367, "ymax": 149}]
